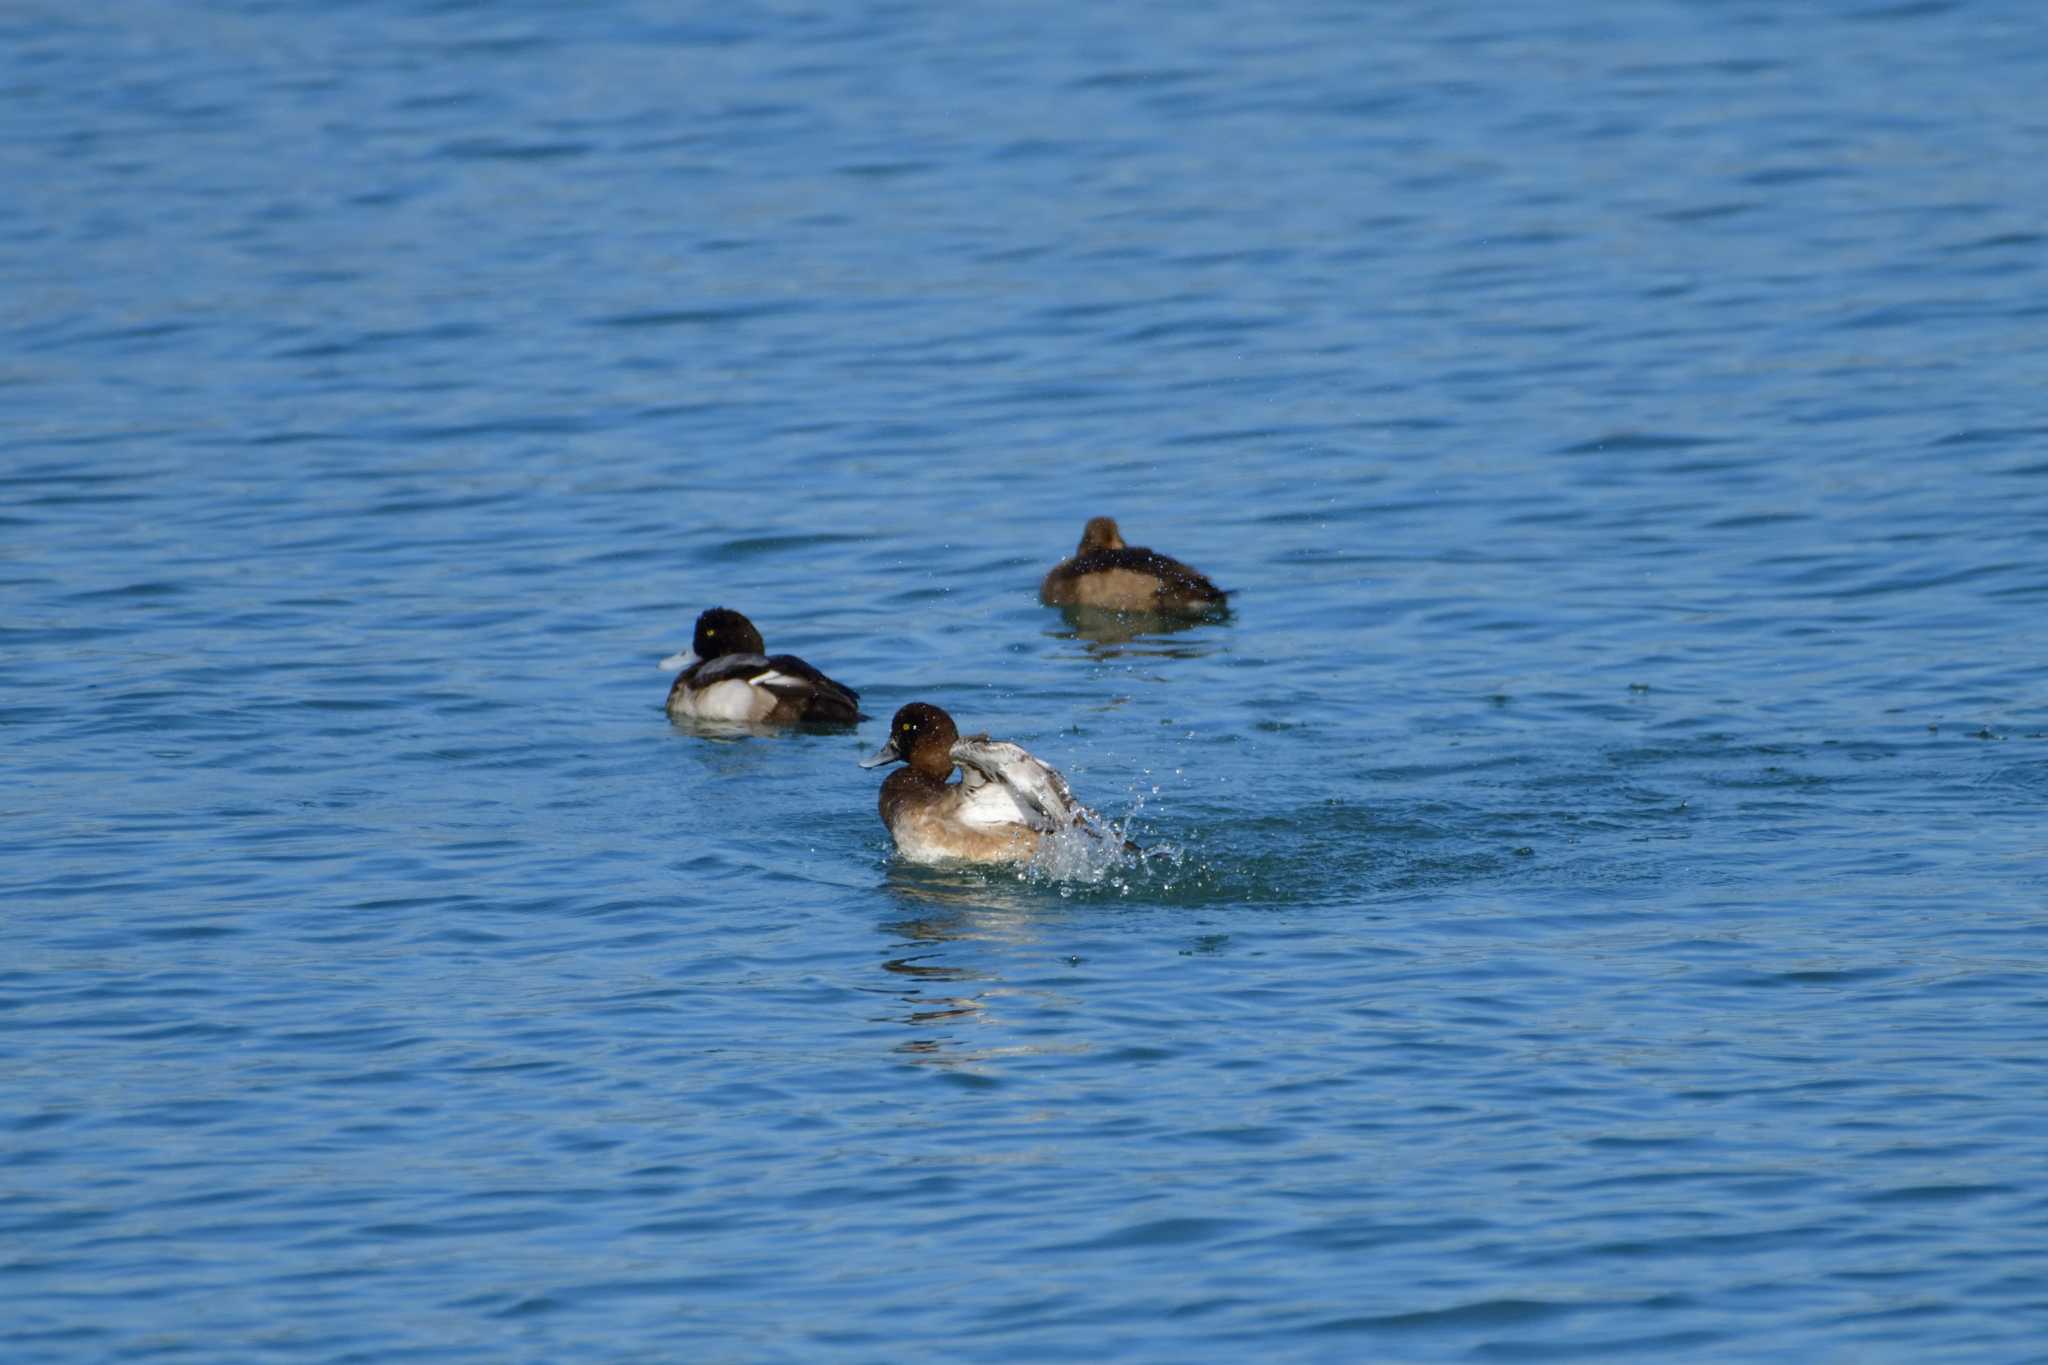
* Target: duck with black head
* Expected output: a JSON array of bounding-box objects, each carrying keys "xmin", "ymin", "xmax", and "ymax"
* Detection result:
[
  {"xmin": 860, "ymin": 702, "xmax": 1113, "ymax": 864},
  {"xmin": 1039, "ymin": 516, "xmax": 1228, "ymax": 614},
  {"xmin": 661, "ymin": 607, "xmax": 863, "ymax": 726}
]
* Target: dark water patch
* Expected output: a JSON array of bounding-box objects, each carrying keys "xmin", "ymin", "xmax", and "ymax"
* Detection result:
[
  {"xmin": 14, "ymin": 489, "xmax": 151, "ymax": 508},
  {"xmin": 592, "ymin": 302, "xmax": 804, "ymax": 328},
  {"xmin": 1034, "ymin": 298, "xmax": 1156, "ymax": 323},
  {"xmin": 106, "ymin": 1019, "xmax": 251, "ymax": 1055},
  {"xmin": 373, "ymin": 416, "xmax": 596, "ymax": 443},
  {"xmin": 315, "ymin": 1068, "xmax": 422, "ymax": 1088},
  {"xmin": 1070, "ymin": 66, "xmax": 1216, "ymax": 92},
  {"xmin": 1705, "ymin": 511, "xmax": 1810, "ymax": 531},
  {"xmin": 1469, "ymin": 1327, "xmax": 1729, "ymax": 1359},
  {"xmin": 282, "ymin": 695, "xmax": 408, "ymax": 714},
  {"xmin": 271, "ymin": 321, "xmax": 489, "ymax": 361},
  {"xmin": 135, "ymin": 923, "xmax": 242, "ymax": 942},
  {"xmin": 1835, "ymin": 300, "xmax": 1997, "ymax": 331},
  {"xmin": 1555, "ymin": 432, "xmax": 1725, "ymax": 455},
  {"xmin": 1933, "ymin": 423, "xmax": 2048, "ymax": 448},
  {"xmin": 1267, "ymin": 1216, "xmax": 1490, "ymax": 1255},
  {"xmin": 1169, "ymin": 245, "xmax": 1299, "ymax": 270},
  {"xmin": 1847, "ymin": 0, "xmax": 1962, "ymax": 19},
  {"xmin": 360, "ymin": 1210, "xmax": 573, "ymax": 1239},
  {"xmin": 1741, "ymin": 164, "xmax": 1849, "ymax": 188},
  {"xmin": 1308, "ymin": 1297, "xmax": 1574, "ymax": 1335},
  {"xmin": 1704, "ymin": 964, "xmax": 1904, "ymax": 989},
  {"xmin": 1826, "ymin": 560, "xmax": 2024, "ymax": 599},
  {"xmin": 836, "ymin": 160, "xmax": 934, "ymax": 180},
  {"xmin": 436, "ymin": 137, "xmax": 593, "ymax": 161},
  {"xmin": 1117, "ymin": 315, "xmax": 1282, "ymax": 344},
  {"xmin": 0, "ymin": 1327, "xmax": 114, "ymax": 1350},
  {"xmin": 1943, "ymin": 231, "xmax": 2045, "ymax": 254},
  {"xmin": 1862, "ymin": 1183, "xmax": 2015, "ymax": 1205},
  {"xmin": 73, "ymin": 319, "xmax": 197, "ymax": 348}
]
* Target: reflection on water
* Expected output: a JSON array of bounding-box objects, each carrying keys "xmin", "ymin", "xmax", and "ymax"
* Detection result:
[
  {"xmin": 880, "ymin": 954, "xmax": 984, "ymax": 1026},
  {"xmin": 872, "ymin": 868, "xmax": 1059, "ymax": 1066},
  {"xmin": 1044, "ymin": 603, "xmax": 1232, "ymax": 660},
  {"xmin": 881, "ymin": 950, "xmax": 985, "ymax": 983},
  {"xmin": 879, "ymin": 862, "xmax": 1063, "ymax": 917},
  {"xmin": 879, "ymin": 910, "xmax": 994, "ymax": 1016},
  {"xmin": 664, "ymin": 712, "xmax": 861, "ymax": 742}
]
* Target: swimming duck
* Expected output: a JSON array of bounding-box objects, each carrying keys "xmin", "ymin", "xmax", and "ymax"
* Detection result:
[
  {"xmin": 1039, "ymin": 516, "xmax": 1227, "ymax": 613},
  {"xmin": 661, "ymin": 607, "xmax": 863, "ymax": 726},
  {"xmin": 860, "ymin": 702, "xmax": 1108, "ymax": 863}
]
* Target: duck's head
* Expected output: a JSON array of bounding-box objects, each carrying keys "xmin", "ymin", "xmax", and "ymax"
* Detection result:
[
  {"xmin": 693, "ymin": 607, "xmax": 766, "ymax": 660},
  {"xmin": 1076, "ymin": 516, "xmax": 1126, "ymax": 554},
  {"xmin": 860, "ymin": 702, "xmax": 959, "ymax": 779}
]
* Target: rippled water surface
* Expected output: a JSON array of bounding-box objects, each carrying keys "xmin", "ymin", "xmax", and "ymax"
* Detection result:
[{"xmin": 7, "ymin": 1, "xmax": 2048, "ymax": 1359}]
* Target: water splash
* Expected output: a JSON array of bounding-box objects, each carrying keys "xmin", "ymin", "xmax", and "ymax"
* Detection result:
[
  {"xmin": 1020, "ymin": 786, "xmax": 1200, "ymax": 897},
  {"xmin": 1022, "ymin": 820, "xmax": 1141, "ymax": 892}
]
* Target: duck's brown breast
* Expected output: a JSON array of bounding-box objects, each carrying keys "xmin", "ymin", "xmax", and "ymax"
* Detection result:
[
  {"xmin": 896, "ymin": 803, "xmax": 1040, "ymax": 863},
  {"xmin": 880, "ymin": 771, "xmax": 1042, "ymax": 863}
]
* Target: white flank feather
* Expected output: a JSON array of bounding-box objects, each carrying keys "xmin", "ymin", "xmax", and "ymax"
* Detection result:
[{"xmin": 676, "ymin": 678, "xmax": 775, "ymax": 722}]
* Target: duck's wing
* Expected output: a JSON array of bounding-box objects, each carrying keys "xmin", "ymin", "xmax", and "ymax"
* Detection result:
[
  {"xmin": 760, "ymin": 653, "xmax": 863, "ymax": 723},
  {"xmin": 685, "ymin": 650, "xmax": 853, "ymax": 699},
  {"xmin": 949, "ymin": 735, "xmax": 1089, "ymax": 833},
  {"xmin": 683, "ymin": 651, "xmax": 775, "ymax": 687}
]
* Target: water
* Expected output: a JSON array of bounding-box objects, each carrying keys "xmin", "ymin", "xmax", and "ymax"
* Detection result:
[{"xmin": 6, "ymin": 0, "xmax": 2048, "ymax": 1358}]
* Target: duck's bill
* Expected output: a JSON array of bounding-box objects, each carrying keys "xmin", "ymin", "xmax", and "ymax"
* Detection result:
[
  {"xmin": 659, "ymin": 649, "xmax": 697, "ymax": 671},
  {"xmin": 858, "ymin": 736, "xmax": 903, "ymax": 768}
]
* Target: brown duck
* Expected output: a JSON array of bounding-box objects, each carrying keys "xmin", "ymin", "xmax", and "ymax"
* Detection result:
[{"xmin": 1039, "ymin": 516, "xmax": 1227, "ymax": 613}]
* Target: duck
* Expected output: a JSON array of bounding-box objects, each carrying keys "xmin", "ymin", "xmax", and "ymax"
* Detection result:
[
  {"xmin": 860, "ymin": 702, "xmax": 1111, "ymax": 864},
  {"xmin": 1039, "ymin": 516, "xmax": 1228, "ymax": 613},
  {"xmin": 661, "ymin": 607, "xmax": 863, "ymax": 726}
]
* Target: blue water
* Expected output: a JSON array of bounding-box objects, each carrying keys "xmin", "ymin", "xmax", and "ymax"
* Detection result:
[{"xmin": 7, "ymin": 1, "xmax": 2048, "ymax": 1359}]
